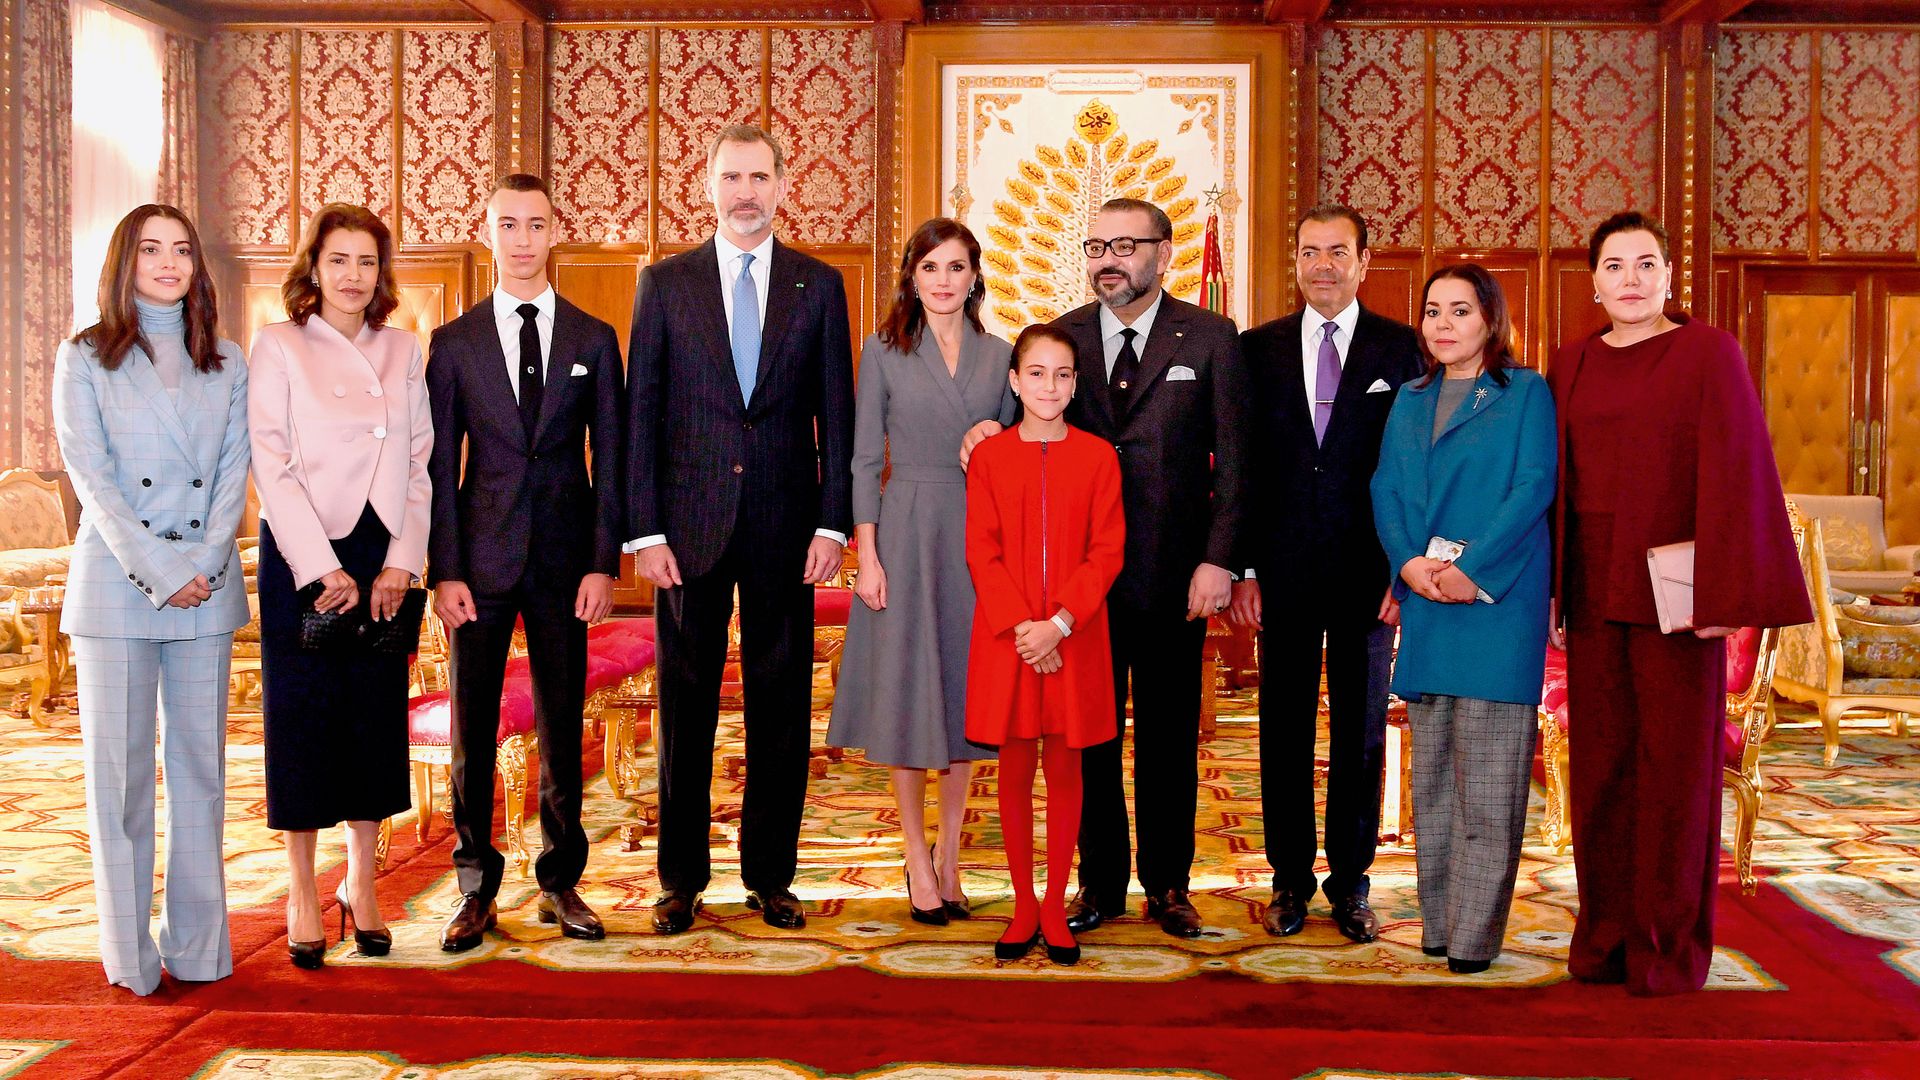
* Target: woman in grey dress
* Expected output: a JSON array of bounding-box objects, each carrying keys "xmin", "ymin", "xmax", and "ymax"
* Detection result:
[{"xmin": 828, "ymin": 218, "xmax": 1015, "ymax": 925}]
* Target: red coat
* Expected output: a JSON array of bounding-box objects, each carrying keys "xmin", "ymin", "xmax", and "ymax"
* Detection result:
[
  {"xmin": 1548, "ymin": 316, "xmax": 1811, "ymax": 630},
  {"xmin": 964, "ymin": 426, "xmax": 1126, "ymax": 748}
]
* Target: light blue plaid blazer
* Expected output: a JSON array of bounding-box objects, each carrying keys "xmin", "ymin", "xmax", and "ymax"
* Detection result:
[{"xmin": 52, "ymin": 335, "xmax": 252, "ymax": 640}]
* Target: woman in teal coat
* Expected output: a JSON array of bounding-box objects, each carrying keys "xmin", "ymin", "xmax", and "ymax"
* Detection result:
[{"xmin": 1370, "ymin": 263, "xmax": 1555, "ymax": 974}]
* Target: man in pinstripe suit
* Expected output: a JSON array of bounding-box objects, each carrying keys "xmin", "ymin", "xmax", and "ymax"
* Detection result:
[{"xmin": 626, "ymin": 125, "xmax": 855, "ymax": 934}]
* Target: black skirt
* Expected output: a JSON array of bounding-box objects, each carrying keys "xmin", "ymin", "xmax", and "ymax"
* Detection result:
[{"xmin": 258, "ymin": 504, "xmax": 410, "ymax": 831}]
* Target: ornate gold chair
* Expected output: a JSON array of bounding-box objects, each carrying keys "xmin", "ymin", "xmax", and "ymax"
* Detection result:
[{"xmin": 1773, "ymin": 501, "xmax": 1920, "ymax": 765}]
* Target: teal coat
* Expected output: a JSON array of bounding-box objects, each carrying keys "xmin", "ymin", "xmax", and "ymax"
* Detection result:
[{"xmin": 1370, "ymin": 367, "xmax": 1556, "ymax": 705}]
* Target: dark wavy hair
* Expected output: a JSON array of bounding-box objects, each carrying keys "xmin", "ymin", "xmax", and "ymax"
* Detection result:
[
  {"xmin": 282, "ymin": 203, "xmax": 399, "ymax": 327},
  {"xmin": 1009, "ymin": 323, "xmax": 1079, "ymax": 369},
  {"xmin": 878, "ymin": 218, "xmax": 986, "ymax": 352},
  {"xmin": 1587, "ymin": 210, "xmax": 1671, "ymax": 270},
  {"xmin": 1414, "ymin": 262, "xmax": 1517, "ymax": 389},
  {"xmin": 72, "ymin": 204, "xmax": 223, "ymax": 372}
]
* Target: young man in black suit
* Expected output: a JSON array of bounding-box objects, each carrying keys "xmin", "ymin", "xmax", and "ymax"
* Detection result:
[
  {"xmin": 427, "ymin": 173, "xmax": 627, "ymax": 951},
  {"xmin": 626, "ymin": 125, "xmax": 855, "ymax": 935},
  {"xmin": 961, "ymin": 197, "xmax": 1247, "ymax": 939},
  {"xmin": 1230, "ymin": 204, "xmax": 1422, "ymax": 944}
]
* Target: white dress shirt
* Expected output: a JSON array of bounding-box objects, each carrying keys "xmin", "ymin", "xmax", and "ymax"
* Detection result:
[
  {"xmin": 492, "ymin": 284, "xmax": 556, "ymax": 403},
  {"xmin": 1300, "ymin": 297, "xmax": 1361, "ymax": 416},
  {"xmin": 1097, "ymin": 290, "xmax": 1165, "ymax": 379},
  {"xmin": 625, "ymin": 232, "xmax": 845, "ymax": 554}
]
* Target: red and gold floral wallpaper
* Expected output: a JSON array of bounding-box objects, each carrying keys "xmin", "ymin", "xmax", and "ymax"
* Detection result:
[
  {"xmin": 771, "ymin": 27, "xmax": 875, "ymax": 246},
  {"xmin": 546, "ymin": 28, "xmax": 652, "ymax": 245},
  {"xmin": 1431, "ymin": 28, "xmax": 1541, "ymax": 250},
  {"xmin": 1818, "ymin": 30, "xmax": 1919, "ymax": 255},
  {"xmin": 654, "ymin": 29, "xmax": 765, "ymax": 246},
  {"xmin": 402, "ymin": 29, "xmax": 496, "ymax": 247},
  {"xmin": 1315, "ymin": 26, "xmax": 1425, "ymax": 249},
  {"xmin": 1713, "ymin": 30, "xmax": 1812, "ymax": 254},
  {"xmin": 201, "ymin": 29, "xmax": 294, "ymax": 248},
  {"xmin": 298, "ymin": 30, "xmax": 394, "ymax": 229},
  {"xmin": 1548, "ymin": 29, "xmax": 1659, "ymax": 250}
]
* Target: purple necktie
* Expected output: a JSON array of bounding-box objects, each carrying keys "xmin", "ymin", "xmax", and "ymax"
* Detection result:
[{"xmin": 1313, "ymin": 320, "xmax": 1340, "ymax": 445}]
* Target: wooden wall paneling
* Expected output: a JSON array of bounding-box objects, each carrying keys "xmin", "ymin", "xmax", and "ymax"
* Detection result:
[
  {"xmin": 390, "ymin": 249, "xmax": 476, "ymax": 353},
  {"xmin": 1431, "ymin": 251, "xmax": 1538, "ymax": 366},
  {"xmin": 1355, "ymin": 250, "xmax": 1421, "ymax": 328},
  {"xmin": 902, "ymin": 24, "xmax": 1290, "ymax": 326},
  {"xmin": 1549, "ymin": 255, "xmax": 1607, "ymax": 367},
  {"xmin": 1881, "ymin": 275, "xmax": 1920, "ymax": 542},
  {"xmin": 550, "ymin": 246, "xmax": 648, "ymax": 358}
]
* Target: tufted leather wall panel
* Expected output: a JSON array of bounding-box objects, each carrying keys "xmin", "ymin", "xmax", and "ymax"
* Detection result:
[
  {"xmin": 1763, "ymin": 293, "xmax": 1856, "ymax": 498},
  {"xmin": 1885, "ymin": 296, "xmax": 1920, "ymax": 543}
]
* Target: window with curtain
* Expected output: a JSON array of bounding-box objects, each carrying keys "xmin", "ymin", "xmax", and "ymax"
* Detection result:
[{"xmin": 70, "ymin": 0, "xmax": 165, "ymax": 332}]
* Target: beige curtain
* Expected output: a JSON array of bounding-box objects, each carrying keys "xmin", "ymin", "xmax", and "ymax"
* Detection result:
[
  {"xmin": 2, "ymin": 0, "xmax": 73, "ymax": 470},
  {"xmin": 157, "ymin": 32, "xmax": 197, "ymax": 220}
]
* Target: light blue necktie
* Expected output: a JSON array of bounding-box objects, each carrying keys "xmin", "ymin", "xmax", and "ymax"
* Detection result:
[{"xmin": 731, "ymin": 252, "xmax": 761, "ymax": 405}]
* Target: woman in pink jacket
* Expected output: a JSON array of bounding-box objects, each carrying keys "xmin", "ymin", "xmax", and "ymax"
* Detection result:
[{"xmin": 249, "ymin": 203, "xmax": 432, "ymax": 969}]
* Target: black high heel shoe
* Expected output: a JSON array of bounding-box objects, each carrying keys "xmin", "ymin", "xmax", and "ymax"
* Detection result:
[
  {"xmin": 335, "ymin": 882, "xmax": 393, "ymax": 956},
  {"xmin": 905, "ymin": 866, "xmax": 948, "ymax": 927},
  {"xmin": 993, "ymin": 928, "xmax": 1040, "ymax": 961},
  {"xmin": 288, "ymin": 936, "xmax": 326, "ymax": 970}
]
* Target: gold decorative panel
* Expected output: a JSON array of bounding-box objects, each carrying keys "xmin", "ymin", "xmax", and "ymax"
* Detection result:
[
  {"xmin": 1886, "ymin": 296, "xmax": 1920, "ymax": 542},
  {"xmin": 1763, "ymin": 293, "xmax": 1855, "ymax": 498}
]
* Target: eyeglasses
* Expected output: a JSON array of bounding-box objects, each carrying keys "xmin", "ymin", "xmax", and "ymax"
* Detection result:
[{"xmin": 1082, "ymin": 237, "xmax": 1165, "ymax": 258}]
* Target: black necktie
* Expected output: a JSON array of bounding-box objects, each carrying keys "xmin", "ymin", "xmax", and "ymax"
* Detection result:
[
  {"xmin": 517, "ymin": 302, "xmax": 543, "ymax": 435},
  {"xmin": 1110, "ymin": 326, "xmax": 1139, "ymax": 406}
]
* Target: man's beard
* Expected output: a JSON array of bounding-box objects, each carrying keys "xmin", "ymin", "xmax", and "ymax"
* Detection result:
[{"xmin": 1093, "ymin": 266, "xmax": 1154, "ymax": 308}]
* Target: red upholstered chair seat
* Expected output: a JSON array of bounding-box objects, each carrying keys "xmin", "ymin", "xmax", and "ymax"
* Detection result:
[
  {"xmin": 406, "ymin": 679, "xmax": 537, "ymax": 747},
  {"xmin": 814, "ymin": 587, "xmax": 853, "ymax": 626},
  {"xmin": 1542, "ymin": 646, "xmax": 1569, "ymax": 733}
]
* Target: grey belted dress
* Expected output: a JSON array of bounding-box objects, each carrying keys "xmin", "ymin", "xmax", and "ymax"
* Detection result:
[{"xmin": 827, "ymin": 326, "xmax": 1016, "ymax": 769}]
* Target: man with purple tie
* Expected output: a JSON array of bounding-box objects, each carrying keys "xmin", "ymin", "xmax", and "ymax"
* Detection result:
[{"xmin": 1230, "ymin": 205, "xmax": 1422, "ymax": 944}]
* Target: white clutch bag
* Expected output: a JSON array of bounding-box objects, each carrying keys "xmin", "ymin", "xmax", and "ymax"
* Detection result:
[
  {"xmin": 1647, "ymin": 540, "xmax": 1696, "ymax": 634},
  {"xmin": 1424, "ymin": 536, "xmax": 1495, "ymax": 604}
]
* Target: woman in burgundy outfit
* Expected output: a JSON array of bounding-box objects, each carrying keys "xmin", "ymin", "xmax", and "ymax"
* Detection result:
[{"xmin": 1549, "ymin": 211, "xmax": 1810, "ymax": 996}]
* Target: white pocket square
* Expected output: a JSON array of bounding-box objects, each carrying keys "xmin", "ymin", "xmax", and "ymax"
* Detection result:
[
  {"xmin": 1366, "ymin": 379, "xmax": 1391, "ymax": 393},
  {"xmin": 571, "ymin": 364, "xmax": 590, "ymax": 377},
  {"xmin": 1166, "ymin": 365, "xmax": 1197, "ymax": 382}
]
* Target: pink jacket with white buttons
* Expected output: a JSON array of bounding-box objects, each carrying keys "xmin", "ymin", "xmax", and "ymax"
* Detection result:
[{"xmin": 248, "ymin": 317, "xmax": 433, "ymax": 589}]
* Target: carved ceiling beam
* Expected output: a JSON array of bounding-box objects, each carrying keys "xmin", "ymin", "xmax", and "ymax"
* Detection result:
[
  {"xmin": 456, "ymin": 0, "xmax": 548, "ymax": 20},
  {"xmin": 1262, "ymin": 0, "xmax": 1331, "ymax": 21},
  {"xmin": 867, "ymin": 0, "xmax": 924, "ymax": 20},
  {"xmin": 1659, "ymin": 0, "xmax": 1757, "ymax": 24}
]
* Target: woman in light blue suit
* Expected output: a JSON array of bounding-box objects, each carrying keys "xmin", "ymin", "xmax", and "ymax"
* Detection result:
[
  {"xmin": 51, "ymin": 204, "xmax": 251, "ymax": 996},
  {"xmin": 1370, "ymin": 263, "xmax": 1556, "ymax": 975}
]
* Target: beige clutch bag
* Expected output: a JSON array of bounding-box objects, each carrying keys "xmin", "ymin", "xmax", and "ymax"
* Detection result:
[{"xmin": 1647, "ymin": 540, "xmax": 1696, "ymax": 634}]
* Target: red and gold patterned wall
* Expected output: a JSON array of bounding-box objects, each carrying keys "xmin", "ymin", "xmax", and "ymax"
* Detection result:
[
  {"xmin": 1313, "ymin": 23, "xmax": 1662, "ymax": 362},
  {"xmin": 199, "ymin": 22, "xmax": 878, "ymax": 354}
]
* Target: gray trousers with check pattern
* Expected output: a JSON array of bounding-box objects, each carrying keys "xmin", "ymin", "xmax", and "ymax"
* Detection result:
[
  {"xmin": 72, "ymin": 633, "xmax": 234, "ymax": 996},
  {"xmin": 1407, "ymin": 694, "xmax": 1537, "ymax": 963}
]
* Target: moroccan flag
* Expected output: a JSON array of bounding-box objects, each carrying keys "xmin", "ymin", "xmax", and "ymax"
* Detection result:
[{"xmin": 1199, "ymin": 210, "xmax": 1225, "ymax": 317}]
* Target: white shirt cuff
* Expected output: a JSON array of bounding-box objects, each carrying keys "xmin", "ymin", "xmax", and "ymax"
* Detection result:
[
  {"xmin": 623, "ymin": 534, "xmax": 667, "ymax": 553},
  {"xmin": 815, "ymin": 529, "xmax": 848, "ymax": 546}
]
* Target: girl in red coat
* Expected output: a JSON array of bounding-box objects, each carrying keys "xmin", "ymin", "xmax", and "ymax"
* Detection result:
[{"xmin": 965, "ymin": 324, "xmax": 1126, "ymax": 965}]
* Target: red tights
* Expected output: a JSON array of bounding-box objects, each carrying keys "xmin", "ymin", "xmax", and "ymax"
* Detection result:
[{"xmin": 997, "ymin": 736, "xmax": 1082, "ymax": 948}]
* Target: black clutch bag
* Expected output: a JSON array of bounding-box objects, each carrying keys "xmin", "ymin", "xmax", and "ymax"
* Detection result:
[{"xmin": 296, "ymin": 580, "xmax": 428, "ymax": 654}]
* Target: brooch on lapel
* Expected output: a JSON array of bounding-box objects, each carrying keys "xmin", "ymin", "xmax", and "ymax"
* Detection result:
[{"xmin": 1472, "ymin": 388, "xmax": 1489, "ymax": 409}]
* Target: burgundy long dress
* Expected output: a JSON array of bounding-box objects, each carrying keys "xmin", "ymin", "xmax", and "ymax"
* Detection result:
[{"xmin": 1550, "ymin": 315, "xmax": 1810, "ymax": 997}]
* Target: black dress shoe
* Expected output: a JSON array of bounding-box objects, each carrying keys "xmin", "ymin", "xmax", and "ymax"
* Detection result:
[
  {"xmin": 538, "ymin": 887, "xmax": 606, "ymax": 940},
  {"xmin": 1144, "ymin": 889, "xmax": 1203, "ymax": 939},
  {"xmin": 1043, "ymin": 929, "xmax": 1080, "ymax": 966},
  {"xmin": 905, "ymin": 867, "xmax": 948, "ymax": 927},
  {"xmin": 1064, "ymin": 890, "xmax": 1121, "ymax": 934},
  {"xmin": 440, "ymin": 893, "xmax": 497, "ymax": 953},
  {"xmin": 745, "ymin": 889, "xmax": 807, "ymax": 929},
  {"xmin": 1261, "ymin": 888, "xmax": 1307, "ymax": 937},
  {"xmin": 288, "ymin": 937, "xmax": 326, "ymax": 970},
  {"xmin": 1423, "ymin": 944, "xmax": 1448, "ymax": 957},
  {"xmin": 652, "ymin": 892, "xmax": 701, "ymax": 935},
  {"xmin": 1449, "ymin": 956, "xmax": 1492, "ymax": 974},
  {"xmin": 1330, "ymin": 894, "xmax": 1379, "ymax": 944},
  {"xmin": 994, "ymin": 930, "xmax": 1039, "ymax": 961},
  {"xmin": 335, "ymin": 882, "xmax": 391, "ymax": 957}
]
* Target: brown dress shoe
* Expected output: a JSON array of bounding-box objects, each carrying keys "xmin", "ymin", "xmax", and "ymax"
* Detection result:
[
  {"xmin": 745, "ymin": 889, "xmax": 807, "ymax": 929},
  {"xmin": 1144, "ymin": 889, "xmax": 1204, "ymax": 939},
  {"xmin": 1262, "ymin": 888, "xmax": 1307, "ymax": 936},
  {"xmin": 652, "ymin": 892, "xmax": 701, "ymax": 935},
  {"xmin": 441, "ymin": 893, "xmax": 497, "ymax": 952},
  {"xmin": 1331, "ymin": 894, "xmax": 1379, "ymax": 944},
  {"xmin": 538, "ymin": 887, "xmax": 606, "ymax": 940}
]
